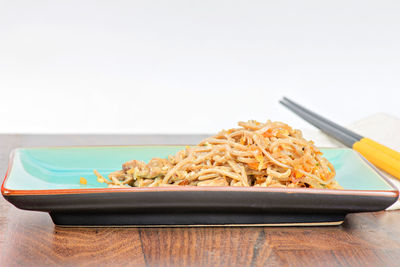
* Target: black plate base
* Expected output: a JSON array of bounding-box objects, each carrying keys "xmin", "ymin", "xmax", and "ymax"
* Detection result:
[{"xmin": 50, "ymin": 211, "xmax": 346, "ymax": 227}]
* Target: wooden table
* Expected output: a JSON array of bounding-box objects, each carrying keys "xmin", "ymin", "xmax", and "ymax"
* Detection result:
[{"xmin": 1, "ymin": 135, "xmax": 400, "ymax": 267}]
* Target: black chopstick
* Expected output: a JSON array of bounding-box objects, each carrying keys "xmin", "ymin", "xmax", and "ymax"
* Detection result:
[
  {"xmin": 282, "ymin": 97, "xmax": 363, "ymax": 141},
  {"xmin": 279, "ymin": 98, "xmax": 358, "ymax": 147},
  {"xmin": 280, "ymin": 97, "xmax": 400, "ymax": 180}
]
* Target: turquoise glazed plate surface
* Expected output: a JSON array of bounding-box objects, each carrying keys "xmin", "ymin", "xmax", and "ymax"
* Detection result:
[{"xmin": 2, "ymin": 146, "xmax": 398, "ymax": 227}]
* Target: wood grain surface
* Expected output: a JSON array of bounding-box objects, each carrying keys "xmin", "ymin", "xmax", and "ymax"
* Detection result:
[{"xmin": 1, "ymin": 134, "xmax": 400, "ymax": 267}]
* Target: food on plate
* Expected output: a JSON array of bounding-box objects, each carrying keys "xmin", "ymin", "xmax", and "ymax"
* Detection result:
[
  {"xmin": 94, "ymin": 120, "xmax": 341, "ymax": 189},
  {"xmin": 79, "ymin": 177, "xmax": 87, "ymax": 185}
]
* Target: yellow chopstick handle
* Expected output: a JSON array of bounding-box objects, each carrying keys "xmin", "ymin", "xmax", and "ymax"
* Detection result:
[
  {"xmin": 360, "ymin": 137, "xmax": 400, "ymax": 161},
  {"xmin": 353, "ymin": 138, "xmax": 400, "ymax": 180}
]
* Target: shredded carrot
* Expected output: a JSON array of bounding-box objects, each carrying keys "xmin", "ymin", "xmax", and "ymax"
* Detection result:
[
  {"xmin": 178, "ymin": 180, "xmax": 189, "ymax": 185},
  {"xmin": 294, "ymin": 170, "xmax": 303, "ymax": 179},
  {"xmin": 240, "ymin": 137, "xmax": 246, "ymax": 145},
  {"xmin": 262, "ymin": 128, "xmax": 274, "ymax": 138},
  {"xmin": 247, "ymin": 162, "xmax": 259, "ymax": 170},
  {"xmin": 80, "ymin": 177, "xmax": 87, "ymax": 185},
  {"xmin": 255, "ymin": 177, "xmax": 265, "ymax": 184},
  {"xmin": 311, "ymin": 166, "xmax": 318, "ymax": 173}
]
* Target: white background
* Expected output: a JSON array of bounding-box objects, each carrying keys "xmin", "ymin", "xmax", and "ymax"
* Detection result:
[{"xmin": 0, "ymin": 1, "xmax": 399, "ymax": 134}]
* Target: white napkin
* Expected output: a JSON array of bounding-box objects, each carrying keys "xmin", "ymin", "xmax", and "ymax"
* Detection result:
[{"xmin": 301, "ymin": 113, "xmax": 400, "ymax": 210}]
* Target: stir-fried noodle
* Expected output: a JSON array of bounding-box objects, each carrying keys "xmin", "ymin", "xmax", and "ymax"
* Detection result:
[{"xmin": 94, "ymin": 120, "xmax": 341, "ymax": 189}]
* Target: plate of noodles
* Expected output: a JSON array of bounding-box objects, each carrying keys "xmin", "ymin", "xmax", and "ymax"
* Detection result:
[{"xmin": 2, "ymin": 120, "xmax": 398, "ymax": 226}]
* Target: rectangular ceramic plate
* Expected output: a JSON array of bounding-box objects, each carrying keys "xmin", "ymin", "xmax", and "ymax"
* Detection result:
[{"xmin": 2, "ymin": 146, "xmax": 398, "ymax": 227}]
